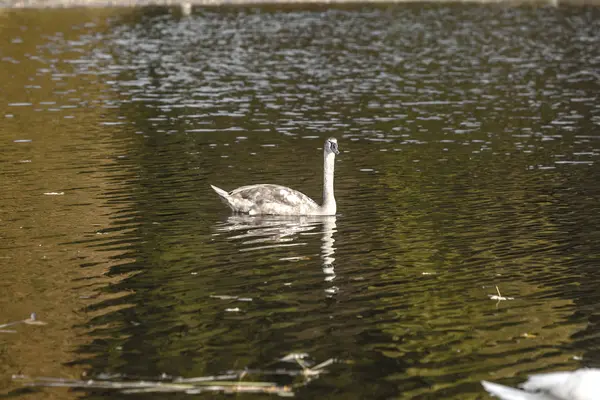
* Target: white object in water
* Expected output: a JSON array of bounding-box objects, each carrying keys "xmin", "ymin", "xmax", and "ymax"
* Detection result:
[
  {"xmin": 482, "ymin": 368, "xmax": 600, "ymax": 400},
  {"xmin": 211, "ymin": 138, "xmax": 339, "ymax": 216}
]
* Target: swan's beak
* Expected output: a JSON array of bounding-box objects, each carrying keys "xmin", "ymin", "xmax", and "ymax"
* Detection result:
[{"xmin": 331, "ymin": 143, "xmax": 339, "ymax": 155}]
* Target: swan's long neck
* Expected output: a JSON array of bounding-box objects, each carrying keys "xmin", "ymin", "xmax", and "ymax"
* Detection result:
[{"xmin": 321, "ymin": 150, "xmax": 336, "ymax": 214}]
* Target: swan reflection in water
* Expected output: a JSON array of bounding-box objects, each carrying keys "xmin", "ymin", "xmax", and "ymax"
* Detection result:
[{"xmin": 214, "ymin": 215, "xmax": 338, "ymax": 294}]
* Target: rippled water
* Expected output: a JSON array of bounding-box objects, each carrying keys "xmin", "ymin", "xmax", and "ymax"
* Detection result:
[{"xmin": 1, "ymin": 4, "xmax": 600, "ymax": 399}]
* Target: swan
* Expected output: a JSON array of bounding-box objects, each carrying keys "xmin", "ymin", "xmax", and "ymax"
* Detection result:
[
  {"xmin": 210, "ymin": 138, "xmax": 339, "ymax": 216},
  {"xmin": 481, "ymin": 368, "xmax": 600, "ymax": 400}
]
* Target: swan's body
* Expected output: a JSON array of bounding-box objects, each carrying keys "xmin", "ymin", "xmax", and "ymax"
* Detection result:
[
  {"xmin": 211, "ymin": 138, "xmax": 339, "ymax": 216},
  {"xmin": 482, "ymin": 368, "xmax": 600, "ymax": 400}
]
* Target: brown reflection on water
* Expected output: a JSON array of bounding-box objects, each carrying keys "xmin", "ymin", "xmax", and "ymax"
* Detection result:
[{"xmin": 0, "ymin": 9, "xmax": 135, "ymax": 398}]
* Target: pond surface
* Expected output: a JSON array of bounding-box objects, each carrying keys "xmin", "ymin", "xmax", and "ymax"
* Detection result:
[{"xmin": 1, "ymin": 4, "xmax": 600, "ymax": 399}]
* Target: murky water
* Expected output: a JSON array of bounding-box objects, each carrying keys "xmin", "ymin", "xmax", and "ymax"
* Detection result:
[{"xmin": 2, "ymin": 4, "xmax": 600, "ymax": 399}]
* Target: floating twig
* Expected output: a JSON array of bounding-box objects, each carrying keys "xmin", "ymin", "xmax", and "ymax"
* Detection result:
[
  {"xmin": 0, "ymin": 313, "xmax": 47, "ymax": 333},
  {"xmin": 13, "ymin": 353, "xmax": 336, "ymax": 397},
  {"xmin": 488, "ymin": 285, "xmax": 514, "ymax": 301}
]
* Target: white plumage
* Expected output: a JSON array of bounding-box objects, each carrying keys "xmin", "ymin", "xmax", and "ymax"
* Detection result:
[
  {"xmin": 482, "ymin": 368, "xmax": 600, "ymax": 400},
  {"xmin": 211, "ymin": 138, "xmax": 339, "ymax": 216}
]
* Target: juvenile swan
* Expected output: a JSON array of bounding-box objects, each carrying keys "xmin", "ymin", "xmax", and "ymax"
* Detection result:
[{"xmin": 211, "ymin": 138, "xmax": 339, "ymax": 216}]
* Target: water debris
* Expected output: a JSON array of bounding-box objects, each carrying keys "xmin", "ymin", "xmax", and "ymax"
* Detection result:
[
  {"xmin": 280, "ymin": 353, "xmax": 309, "ymax": 362},
  {"xmin": 488, "ymin": 285, "xmax": 514, "ymax": 301},
  {"xmin": 13, "ymin": 354, "xmax": 337, "ymax": 397},
  {"xmin": 210, "ymin": 294, "xmax": 253, "ymax": 302},
  {"xmin": 279, "ymin": 256, "xmax": 310, "ymax": 262},
  {"xmin": 0, "ymin": 313, "xmax": 47, "ymax": 333},
  {"xmin": 278, "ymin": 353, "xmax": 336, "ymax": 379},
  {"xmin": 24, "ymin": 312, "xmax": 48, "ymax": 325},
  {"xmin": 210, "ymin": 295, "xmax": 237, "ymax": 300},
  {"xmin": 43, "ymin": 192, "xmax": 64, "ymax": 196}
]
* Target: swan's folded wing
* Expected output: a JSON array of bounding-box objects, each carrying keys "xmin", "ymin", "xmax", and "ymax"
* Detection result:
[
  {"xmin": 521, "ymin": 369, "xmax": 600, "ymax": 400},
  {"xmin": 481, "ymin": 380, "xmax": 552, "ymax": 400},
  {"xmin": 232, "ymin": 184, "xmax": 319, "ymax": 208},
  {"xmin": 520, "ymin": 371, "xmax": 570, "ymax": 394}
]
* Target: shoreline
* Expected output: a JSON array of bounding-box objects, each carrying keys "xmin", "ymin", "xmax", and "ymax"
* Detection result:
[{"xmin": 3, "ymin": 0, "xmax": 595, "ymax": 9}]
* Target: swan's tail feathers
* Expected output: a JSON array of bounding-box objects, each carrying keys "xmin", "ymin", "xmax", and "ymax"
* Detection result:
[
  {"xmin": 211, "ymin": 185, "xmax": 237, "ymax": 211},
  {"xmin": 481, "ymin": 381, "xmax": 539, "ymax": 400},
  {"xmin": 210, "ymin": 184, "xmax": 230, "ymax": 199}
]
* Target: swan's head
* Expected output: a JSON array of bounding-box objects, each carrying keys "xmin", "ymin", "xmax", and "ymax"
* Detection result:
[{"xmin": 325, "ymin": 137, "xmax": 339, "ymax": 155}]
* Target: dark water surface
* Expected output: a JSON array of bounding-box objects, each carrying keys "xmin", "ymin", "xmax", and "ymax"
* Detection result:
[{"xmin": 1, "ymin": 4, "xmax": 600, "ymax": 399}]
